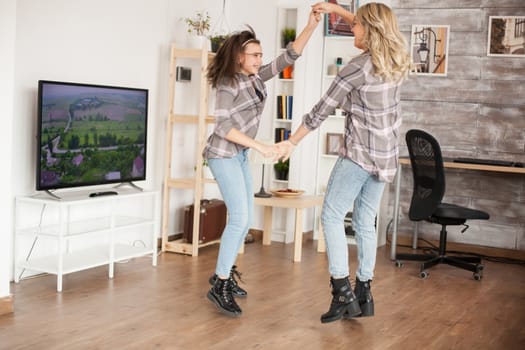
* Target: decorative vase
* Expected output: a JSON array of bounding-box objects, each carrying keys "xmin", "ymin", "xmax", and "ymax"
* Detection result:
[
  {"xmin": 210, "ymin": 35, "xmax": 228, "ymax": 53},
  {"xmin": 187, "ymin": 35, "xmax": 210, "ymax": 50},
  {"xmin": 282, "ymin": 65, "xmax": 293, "ymax": 79},
  {"xmin": 275, "ymin": 170, "xmax": 289, "ymax": 181}
]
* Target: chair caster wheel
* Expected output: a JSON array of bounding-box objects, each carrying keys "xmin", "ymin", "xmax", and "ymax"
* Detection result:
[
  {"xmin": 419, "ymin": 271, "xmax": 429, "ymax": 279},
  {"xmin": 473, "ymin": 272, "xmax": 483, "ymax": 281},
  {"xmin": 395, "ymin": 260, "xmax": 403, "ymax": 268}
]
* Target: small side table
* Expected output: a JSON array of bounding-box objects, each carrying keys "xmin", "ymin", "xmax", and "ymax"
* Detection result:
[{"xmin": 254, "ymin": 195, "xmax": 325, "ymax": 262}]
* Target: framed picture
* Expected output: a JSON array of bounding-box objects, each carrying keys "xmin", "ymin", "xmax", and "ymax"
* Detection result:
[
  {"xmin": 324, "ymin": 0, "xmax": 357, "ymax": 37},
  {"xmin": 410, "ymin": 25, "xmax": 450, "ymax": 77},
  {"xmin": 326, "ymin": 133, "xmax": 343, "ymax": 155},
  {"xmin": 487, "ymin": 16, "xmax": 525, "ymax": 57}
]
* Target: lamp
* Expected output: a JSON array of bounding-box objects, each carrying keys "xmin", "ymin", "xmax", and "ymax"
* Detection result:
[
  {"xmin": 414, "ymin": 27, "xmax": 441, "ymax": 65},
  {"xmin": 249, "ymin": 140, "xmax": 276, "ymax": 198},
  {"xmin": 417, "ymin": 42, "xmax": 429, "ymax": 63}
]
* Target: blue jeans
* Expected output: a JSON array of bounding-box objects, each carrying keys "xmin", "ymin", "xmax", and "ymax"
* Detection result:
[
  {"xmin": 321, "ymin": 157, "xmax": 385, "ymax": 281},
  {"xmin": 207, "ymin": 149, "xmax": 253, "ymax": 278}
]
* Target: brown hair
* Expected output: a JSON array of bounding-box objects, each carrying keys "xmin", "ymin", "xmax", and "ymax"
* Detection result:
[{"xmin": 207, "ymin": 26, "xmax": 260, "ymax": 88}]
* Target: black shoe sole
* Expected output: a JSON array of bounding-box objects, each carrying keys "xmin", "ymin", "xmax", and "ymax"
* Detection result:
[
  {"xmin": 207, "ymin": 291, "xmax": 242, "ymax": 317},
  {"xmin": 209, "ymin": 275, "xmax": 247, "ymax": 298}
]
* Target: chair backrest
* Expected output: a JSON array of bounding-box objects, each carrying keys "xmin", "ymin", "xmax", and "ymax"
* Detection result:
[{"xmin": 405, "ymin": 129, "xmax": 446, "ymax": 221}]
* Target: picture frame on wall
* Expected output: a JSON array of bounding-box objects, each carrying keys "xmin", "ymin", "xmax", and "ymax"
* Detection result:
[
  {"xmin": 324, "ymin": 0, "xmax": 358, "ymax": 37},
  {"xmin": 326, "ymin": 133, "xmax": 343, "ymax": 155},
  {"xmin": 487, "ymin": 16, "xmax": 525, "ymax": 57},
  {"xmin": 410, "ymin": 24, "xmax": 450, "ymax": 77}
]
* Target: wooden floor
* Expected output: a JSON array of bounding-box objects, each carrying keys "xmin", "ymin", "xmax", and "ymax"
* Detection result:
[{"xmin": 1, "ymin": 238, "xmax": 524, "ymax": 350}]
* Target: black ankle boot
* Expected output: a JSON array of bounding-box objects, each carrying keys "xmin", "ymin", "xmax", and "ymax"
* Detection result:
[
  {"xmin": 207, "ymin": 277, "xmax": 242, "ymax": 317},
  {"xmin": 353, "ymin": 277, "xmax": 374, "ymax": 317},
  {"xmin": 209, "ymin": 265, "xmax": 247, "ymax": 298},
  {"xmin": 320, "ymin": 277, "xmax": 361, "ymax": 323}
]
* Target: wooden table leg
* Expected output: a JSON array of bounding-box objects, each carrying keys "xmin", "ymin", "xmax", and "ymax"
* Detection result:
[
  {"xmin": 262, "ymin": 206, "xmax": 272, "ymax": 245},
  {"xmin": 293, "ymin": 208, "xmax": 303, "ymax": 262},
  {"xmin": 317, "ymin": 222, "xmax": 326, "ymax": 253}
]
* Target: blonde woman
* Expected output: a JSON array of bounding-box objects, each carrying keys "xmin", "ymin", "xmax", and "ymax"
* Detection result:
[{"xmin": 277, "ymin": 2, "xmax": 410, "ymax": 323}]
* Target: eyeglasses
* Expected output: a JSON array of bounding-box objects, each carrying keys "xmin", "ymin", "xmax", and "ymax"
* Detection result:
[{"xmin": 244, "ymin": 52, "xmax": 263, "ymax": 59}]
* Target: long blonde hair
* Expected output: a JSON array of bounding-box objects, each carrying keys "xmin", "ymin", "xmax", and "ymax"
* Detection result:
[{"xmin": 356, "ymin": 3, "xmax": 410, "ymax": 82}]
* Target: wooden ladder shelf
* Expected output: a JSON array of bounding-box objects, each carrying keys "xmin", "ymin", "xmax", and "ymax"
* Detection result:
[{"xmin": 161, "ymin": 43, "xmax": 218, "ymax": 256}]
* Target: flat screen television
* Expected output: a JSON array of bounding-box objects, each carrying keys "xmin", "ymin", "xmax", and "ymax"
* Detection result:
[{"xmin": 37, "ymin": 80, "xmax": 148, "ymax": 191}]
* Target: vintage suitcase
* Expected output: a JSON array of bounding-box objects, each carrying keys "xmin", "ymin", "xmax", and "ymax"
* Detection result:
[{"xmin": 183, "ymin": 199, "xmax": 227, "ymax": 244}]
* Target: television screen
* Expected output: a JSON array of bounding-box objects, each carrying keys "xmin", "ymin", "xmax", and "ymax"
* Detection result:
[{"xmin": 37, "ymin": 80, "xmax": 148, "ymax": 191}]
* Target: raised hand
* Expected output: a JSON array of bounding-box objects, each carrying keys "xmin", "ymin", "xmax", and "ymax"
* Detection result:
[{"xmin": 311, "ymin": 1, "xmax": 338, "ymax": 14}]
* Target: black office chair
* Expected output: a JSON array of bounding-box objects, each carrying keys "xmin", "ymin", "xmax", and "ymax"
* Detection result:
[{"xmin": 395, "ymin": 129, "xmax": 489, "ymax": 280}]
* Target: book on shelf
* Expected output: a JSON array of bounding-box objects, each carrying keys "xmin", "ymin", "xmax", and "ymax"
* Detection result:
[
  {"xmin": 274, "ymin": 127, "xmax": 291, "ymax": 143},
  {"xmin": 276, "ymin": 95, "xmax": 293, "ymax": 120}
]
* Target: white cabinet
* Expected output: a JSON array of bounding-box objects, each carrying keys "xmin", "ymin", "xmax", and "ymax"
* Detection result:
[
  {"xmin": 271, "ymin": 7, "xmax": 298, "ymax": 186},
  {"xmin": 14, "ymin": 189, "xmax": 159, "ymax": 291},
  {"xmin": 266, "ymin": 7, "xmax": 303, "ymax": 243}
]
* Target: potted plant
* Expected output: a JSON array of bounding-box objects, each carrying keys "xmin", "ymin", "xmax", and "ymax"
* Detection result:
[
  {"xmin": 209, "ymin": 34, "xmax": 228, "ymax": 53},
  {"xmin": 281, "ymin": 27, "xmax": 296, "ymax": 48},
  {"xmin": 183, "ymin": 11, "xmax": 211, "ymax": 49},
  {"xmin": 274, "ymin": 159, "xmax": 289, "ymax": 181}
]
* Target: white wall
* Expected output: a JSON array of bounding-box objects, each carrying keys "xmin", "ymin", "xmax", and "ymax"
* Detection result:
[
  {"xmin": 13, "ymin": 0, "xmax": 173, "ymax": 195},
  {"xmin": 6, "ymin": 0, "xmax": 358, "ymax": 290},
  {"xmin": 0, "ymin": 0, "xmax": 16, "ymax": 299},
  {"xmin": 5, "ymin": 0, "xmax": 290, "ymax": 285}
]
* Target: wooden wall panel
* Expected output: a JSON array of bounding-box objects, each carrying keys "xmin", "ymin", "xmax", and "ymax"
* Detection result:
[
  {"xmin": 401, "ymin": 100, "xmax": 480, "ymax": 125},
  {"xmin": 445, "ymin": 172, "xmax": 522, "ymax": 203},
  {"xmin": 449, "ymin": 32, "xmax": 487, "ymax": 56},
  {"xmin": 446, "ymin": 56, "xmax": 481, "ymax": 80},
  {"xmin": 479, "ymin": 106, "xmax": 525, "ymax": 129},
  {"xmin": 392, "ymin": 0, "xmax": 524, "ymax": 9},
  {"xmin": 389, "ymin": 0, "xmax": 525, "ymax": 251},
  {"xmin": 401, "ymin": 79, "xmax": 524, "ymax": 105},
  {"xmin": 397, "ymin": 9, "xmax": 482, "ymax": 32},
  {"xmin": 481, "ymin": 58, "xmax": 525, "ymax": 80},
  {"xmin": 481, "ymin": 0, "xmax": 525, "ymax": 7}
]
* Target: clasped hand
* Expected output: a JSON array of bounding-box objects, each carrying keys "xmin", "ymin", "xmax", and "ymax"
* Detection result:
[{"xmin": 258, "ymin": 140, "xmax": 295, "ymax": 162}]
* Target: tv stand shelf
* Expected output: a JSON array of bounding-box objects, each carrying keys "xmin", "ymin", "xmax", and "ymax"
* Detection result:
[{"xmin": 14, "ymin": 189, "xmax": 159, "ymax": 292}]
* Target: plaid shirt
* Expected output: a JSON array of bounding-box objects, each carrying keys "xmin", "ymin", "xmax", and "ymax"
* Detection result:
[
  {"xmin": 302, "ymin": 52, "xmax": 404, "ymax": 183},
  {"xmin": 203, "ymin": 44, "xmax": 300, "ymax": 159}
]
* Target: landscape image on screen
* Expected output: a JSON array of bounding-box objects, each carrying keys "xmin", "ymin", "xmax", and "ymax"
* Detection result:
[{"xmin": 37, "ymin": 81, "xmax": 148, "ymax": 190}]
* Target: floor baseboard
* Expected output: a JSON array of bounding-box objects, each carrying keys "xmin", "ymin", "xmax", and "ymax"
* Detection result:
[
  {"xmin": 0, "ymin": 295, "xmax": 14, "ymax": 316},
  {"xmin": 156, "ymin": 228, "xmax": 309, "ymax": 249}
]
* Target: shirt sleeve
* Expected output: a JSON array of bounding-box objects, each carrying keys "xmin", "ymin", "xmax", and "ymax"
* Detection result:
[
  {"xmin": 213, "ymin": 84, "xmax": 238, "ymax": 137},
  {"xmin": 302, "ymin": 61, "xmax": 365, "ymax": 131},
  {"xmin": 257, "ymin": 43, "xmax": 300, "ymax": 82}
]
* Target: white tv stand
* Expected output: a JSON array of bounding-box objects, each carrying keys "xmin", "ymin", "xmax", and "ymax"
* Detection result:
[{"xmin": 14, "ymin": 188, "xmax": 159, "ymax": 292}]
